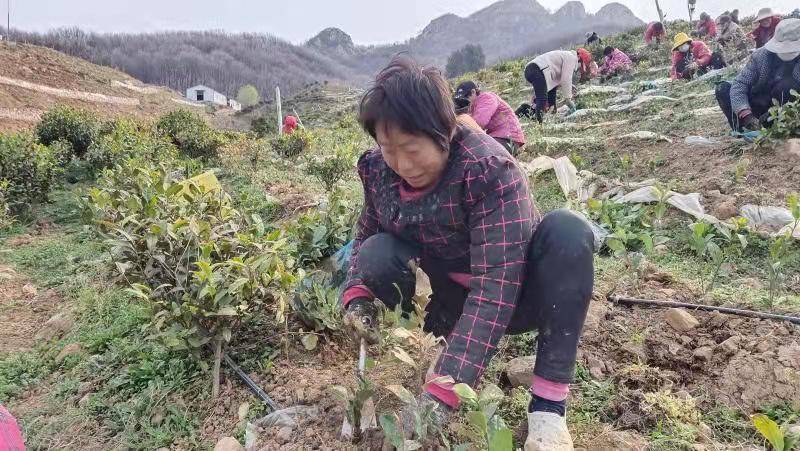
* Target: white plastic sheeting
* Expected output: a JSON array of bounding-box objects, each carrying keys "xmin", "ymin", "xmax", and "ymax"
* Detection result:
[
  {"xmin": 607, "ymin": 95, "xmax": 678, "ymax": 112},
  {"xmin": 740, "ymin": 205, "xmax": 800, "ymax": 239},
  {"xmin": 684, "ymin": 136, "xmax": 718, "ymax": 145},
  {"xmin": 619, "ymin": 131, "xmax": 673, "ymax": 143}
]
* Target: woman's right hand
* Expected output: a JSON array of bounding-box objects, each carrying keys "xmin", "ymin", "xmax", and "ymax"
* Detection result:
[{"xmin": 343, "ymin": 297, "xmax": 381, "ymax": 345}]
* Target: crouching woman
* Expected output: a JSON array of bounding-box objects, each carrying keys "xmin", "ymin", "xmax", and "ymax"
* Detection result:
[{"xmin": 340, "ymin": 55, "xmax": 594, "ymax": 451}]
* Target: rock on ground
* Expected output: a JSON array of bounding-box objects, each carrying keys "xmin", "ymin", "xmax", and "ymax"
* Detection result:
[
  {"xmin": 782, "ymin": 138, "xmax": 800, "ymax": 159},
  {"xmin": 56, "ymin": 343, "xmax": 83, "ymax": 363},
  {"xmin": 584, "ymin": 430, "xmax": 649, "ymax": 451},
  {"xmin": 276, "ymin": 426, "xmax": 294, "ymax": 445},
  {"xmin": 35, "ymin": 311, "xmax": 74, "ymax": 341},
  {"xmin": 213, "ymin": 437, "xmax": 245, "ymax": 451},
  {"xmin": 713, "ymin": 198, "xmax": 738, "ymax": 220},
  {"xmin": 664, "ymin": 308, "xmax": 699, "ymax": 332},
  {"xmin": 505, "ymin": 356, "xmax": 536, "ymax": 388}
]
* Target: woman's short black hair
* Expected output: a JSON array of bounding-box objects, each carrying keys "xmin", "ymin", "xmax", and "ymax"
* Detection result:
[
  {"xmin": 654, "ymin": 21, "xmax": 664, "ymax": 31},
  {"xmin": 603, "ymin": 46, "xmax": 614, "ymax": 56},
  {"xmin": 359, "ymin": 55, "xmax": 456, "ymax": 152}
]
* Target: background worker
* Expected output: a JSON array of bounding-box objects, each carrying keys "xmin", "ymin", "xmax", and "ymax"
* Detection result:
[
  {"xmin": 524, "ymin": 49, "xmax": 579, "ymax": 123},
  {"xmin": 670, "ymin": 33, "xmax": 726, "ymax": 80},
  {"xmin": 716, "ymin": 19, "xmax": 800, "ymax": 131},
  {"xmin": 453, "ymin": 81, "xmax": 525, "ymax": 155}
]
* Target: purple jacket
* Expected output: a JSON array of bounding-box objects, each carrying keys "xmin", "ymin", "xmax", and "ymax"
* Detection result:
[
  {"xmin": 344, "ymin": 125, "xmax": 541, "ymax": 386},
  {"xmin": 469, "ymin": 92, "xmax": 526, "ymax": 145}
]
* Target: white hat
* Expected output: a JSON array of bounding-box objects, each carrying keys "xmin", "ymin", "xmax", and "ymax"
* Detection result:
[
  {"xmin": 755, "ymin": 7, "xmax": 775, "ymax": 22},
  {"xmin": 765, "ymin": 19, "xmax": 800, "ymax": 53}
]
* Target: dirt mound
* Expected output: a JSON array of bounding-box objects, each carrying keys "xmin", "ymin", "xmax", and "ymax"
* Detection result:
[{"xmin": 581, "ymin": 298, "xmax": 800, "ymax": 422}]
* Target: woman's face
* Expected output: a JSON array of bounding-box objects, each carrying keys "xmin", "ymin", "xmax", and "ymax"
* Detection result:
[
  {"xmin": 760, "ymin": 18, "xmax": 773, "ymax": 27},
  {"xmin": 376, "ymin": 122, "xmax": 449, "ymax": 189}
]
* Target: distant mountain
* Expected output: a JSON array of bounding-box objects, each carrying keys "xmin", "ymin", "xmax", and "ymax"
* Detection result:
[{"xmin": 9, "ymin": 1, "xmax": 643, "ymax": 105}]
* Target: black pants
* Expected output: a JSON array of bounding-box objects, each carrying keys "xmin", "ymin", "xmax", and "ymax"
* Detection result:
[
  {"xmin": 525, "ymin": 63, "xmax": 558, "ymax": 113},
  {"xmin": 355, "ymin": 209, "xmax": 594, "ymax": 384},
  {"xmin": 717, "ymin": 78, "xmax": 800, "ymax": 131}
]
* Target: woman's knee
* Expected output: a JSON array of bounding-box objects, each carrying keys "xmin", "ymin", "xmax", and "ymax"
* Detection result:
[
  {"xmin": 358, "ymin": 233, "xmax": 418, "ymax": 285},
  {"xmin": 715, "ymin": 81, "xmax": 731, "ymax": 101},
  {"xmin": 532, "ymin": 209, "xmax": 594, "ymax": 258}
]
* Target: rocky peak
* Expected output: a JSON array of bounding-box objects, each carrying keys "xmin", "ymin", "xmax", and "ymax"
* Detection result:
[
  {"xmin": 554, "ymin": 1, "xmax": 587, "ymax": 20},
  {"xmin": 306, "ymin": 28, "xmax": 355, "ymax": 55},
  {"xmin": 596, "ymin": 2, "xmax": 642, "ymax": 26}
]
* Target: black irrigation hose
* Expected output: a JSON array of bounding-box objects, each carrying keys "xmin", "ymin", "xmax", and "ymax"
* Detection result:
[
  {"xmin": 609, "ymin": 295, "xmax": 800, "ymax": 325},
  {"xmin": 224, "ymin": 354, "xmax": 281, "ymax": 412}
]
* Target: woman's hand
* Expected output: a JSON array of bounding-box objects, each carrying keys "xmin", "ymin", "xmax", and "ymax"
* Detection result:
[{"xmin": 343, "ymin": 297, "xmax": 381, "ymax": 345}]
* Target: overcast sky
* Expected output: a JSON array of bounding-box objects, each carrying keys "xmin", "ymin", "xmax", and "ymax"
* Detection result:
[{"xmin": 8, "ymin": 0, "xmax": 798, "ymax": 44}]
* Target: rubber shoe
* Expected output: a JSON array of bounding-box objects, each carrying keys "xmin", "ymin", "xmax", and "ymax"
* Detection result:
[{"xmin": 524, "ymin": 411, "xmax": 574, "ymax": 451}]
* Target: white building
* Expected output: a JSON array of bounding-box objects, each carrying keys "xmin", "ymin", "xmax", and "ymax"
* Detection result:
[
  {"xmin": 185, "ymin": 85, "xmax": 227, "ymax": 107},
  {"xmin": 227, "ymin": 98, "xmax": 242, "ymax": 111}
]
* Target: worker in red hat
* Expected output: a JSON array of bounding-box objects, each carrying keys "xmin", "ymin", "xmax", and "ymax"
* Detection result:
[{"xmin": 282, "ymin": 115, "xmax": 298, "ymax": 134}]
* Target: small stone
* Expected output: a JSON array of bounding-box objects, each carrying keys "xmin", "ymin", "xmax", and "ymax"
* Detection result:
[
  {"xmin": 653, "ymin": 244, "xmax": 669, "ymax": 255},
  {"xmin": 680, "ymin": 335, "xmax": 693, "ymax": 346},
  {"xmin": 276, "ymin": 426, "xmax": 294, "ymax": 445},
  {"xmin": 156, "ymin": 448, "xmax": 170, "ymax": 451},
  {"xmin": 306, "ymin": 387, "xmax": 321, "ymax": 402},
  {"xmin": 787, "ymin": 423, "xmax": 800, "ymax": 436},
  {"xmin": 707, "ymin": 189, "xmax": 722, "ymax": 199},
  {"xmin": 691, "ymin": 445, "xmax": 707, "ymax": 451},
  {"xmin": 717, "ymin": 336, "xmax": 741, "ymax": 354},
  {"xmin": 56, "ymin": 343, "xmax": 84, "ymax": 363},
  {"xmin": 505, "ymin": 356, "xmax": 536, "ymax": 388},
  {"xmin": 213, "ymin": 437, "xmax": 245, "ymax": 451},
  {"xmin": 713, "ymin": 198, "xmax": 738, "ymax": 220},
  {"xmin": 589, "ymin": 365, "xmax": 605, "ymax": 379},
  {"xmin": 150, "ymin": 409, "xmax": 165, "ymax": 427},
  {"xmin": 756, "ymin": 340, "xmax": 771, "ymax": 353},
  {"xmin": 35, "ymin": 312, "xmax": 75, "ymax": 341},
  {"xmin": 78, "ymin": 381, "xmax": 93, "ymax": 395},
  {"xmin": 693, "ymin": 346, "xmax": 714, "ymax": 362},
  {"xmin": 665, "ymin": 308, "xmax": 700, "ymax": 332},
  {"xmin": 783, "ymin": 139, "xmax": 800, "ymax": 159},
  {"xmin": 22, "ymin": 283, "xmax": 38, "ymax": 297}
]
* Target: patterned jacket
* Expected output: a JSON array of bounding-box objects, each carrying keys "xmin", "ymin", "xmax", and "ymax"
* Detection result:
[
  {"xmin": 645, "ymin": 22, "xmax": 665, "ymax": 44},
  {"xmin": 344, "ymin": 125, "xmax": 541, "ymax": 386},
  {"xmin": 600, "ymin": 49, "xmax": 633, "ymax": 75},
  {"xmin": 730, "ymin": 48, "xmax": 800, "ymax": 115}
]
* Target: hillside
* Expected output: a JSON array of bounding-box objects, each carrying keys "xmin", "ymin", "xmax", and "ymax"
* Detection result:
[
  {"xmin": 10, "ymin": 1, "xmax": 641, "ymax": 104},
  {"xmin": 1, "ymin": 19, "xmax": 799, "ymax": 451},
  {"xmin": 0, "ymin": 41, "xmax": 248, "ymax": 133}
]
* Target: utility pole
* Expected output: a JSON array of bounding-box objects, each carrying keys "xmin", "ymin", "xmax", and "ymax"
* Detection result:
[
  {"xmin": 6, "ymin": 0, "xmax": 10, "ymax": 41},
  {"xmin": 275, "ymin": 86, "xmax": 282, "ymax": 135},
  {"xmin": 688, "ymin": 0, "xmax": 697, "ymax": 24},
  {"xmin": 654, "ymin": 0, "xmax": 665, "ymax": 23}
]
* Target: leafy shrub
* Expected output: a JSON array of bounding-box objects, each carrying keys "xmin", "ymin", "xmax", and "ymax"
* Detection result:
[
  {"xmin": 305, "ymin": 144, "xmax": 357, "ymax": 191},
  {"xmin": 86, "ymin": 119, "xmax": 178, "ymax": 173},
  {"xmin": 82, "ymin": 161, "xmax": 296, "ymax": 395},
  {"xmin": 155, "ymin": 110, "xmax": 225, "ymax": 159},
  {"xmin": 760, "ymin": 90, "xmax": 800, "ymax": 144},
  {"xmin": 35, "ymin": 105, "xmax": 99, "ymax": 157},
  {"xmin": 285, "ymin": 192, "xmax": 358, "ymax": 265},
  {"xmin": 271, "ymin": 128, "xmax": 312, "ymax": 158},
  {"xmin": 0, "ymin": 133, "xmax": 62, "ymax": 214},
  {"xmin": 291, "ymin": 274, "xmax": 342, "ymax": 332},
  {"xmin": 0, "ymin": 181, "xmax": 13, "ymax": 231}
]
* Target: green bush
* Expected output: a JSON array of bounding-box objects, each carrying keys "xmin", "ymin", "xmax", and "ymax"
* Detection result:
[
  {"xmin": 760, "ymin": 90, "xmax": 800, "ymax": 144},
  {"xmin": 155, "ymin": 110, "xmax": 225, "ymax": 160},
  {"xmin": 0, "ymin": 133, "xmax": 62, "ymax": 214},
  {"xmin": 284, "ymin": 192, "xmax": 357, "ymax": 266},
  {"xmin": 86, "ymin": 119, "xmax": 177, "ymax": 173},
  {"xmin": 82, "ymin": 161, "xmax": 296, "ymax": 394},
  {"xmin": 0, "ymin": 181, "xmax": 13, "ymax": 230},
  {"xmin": 35, "ymin": 105, "xmax": 99, "ymax": 157},
  {"xmin": 271, "ymin": 129, "xmax": 313, "ymax": 158},
  {"xmin": 304, "ymin": 144, "xmax": 357, "ymax": 191}
]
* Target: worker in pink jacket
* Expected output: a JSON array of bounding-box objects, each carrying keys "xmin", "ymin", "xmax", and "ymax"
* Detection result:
[
  {"xmin": 645, "ymin": 22, "xmax": 666, "ymax": 45},
  {"xmin": 0, "ymin": 404, "xmax": 25, "ymax": 451},
  {"xmin": 670, "ymin": 33, "xmax": 726, "ymax": 80},
  {"xmin": 454, "ymin": 81, "xmax": 525, "ymax": 155}
]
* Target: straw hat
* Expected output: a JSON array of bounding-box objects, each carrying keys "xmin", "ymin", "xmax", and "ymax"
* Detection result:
[
  {"xmin": 755, "ymin": 7, "xmax": 775, "ymax": 22},
  {"xmin": 765, "ymin": 19, "xmax": 800, "ymax": 53},
  {"xmin": 672, "ymin": 33, "xmax": 692, "ymax": 51}
]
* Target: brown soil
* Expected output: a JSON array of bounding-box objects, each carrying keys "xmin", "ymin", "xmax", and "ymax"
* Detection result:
[
  {"xmin": 0, "ymin": 266, "xmax": 63, "ymax": 354},
  {"xmin": 0, "ymin": 41, "xmax": 245, "ymax": 133}
]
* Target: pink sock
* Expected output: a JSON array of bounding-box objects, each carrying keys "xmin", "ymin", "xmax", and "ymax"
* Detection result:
[{"xmin": 530, "ymin": 375, "xmax": 569, "ymax": 402}]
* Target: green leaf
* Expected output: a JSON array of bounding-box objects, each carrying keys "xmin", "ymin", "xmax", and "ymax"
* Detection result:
[
  {"xmin": 385, "ymin": 384, "xmax": 416, "ymax": 405},
  {"xmin": 301, "ymin": 334, "xmax": 318, "ymax": 351},
  {"xmin": 453, "ymin": 383, "xmax": 478, "ymax": 404},
  {"xmin": 379, "ymin": 414, "xmax": 405, "ymax": 450},
  {"xmin": 478, "ymin": 384, "xmax": 505, "ymax": 408},
  {"xmin": 752, "ymin": 414, "xmax": 785, "ymax": 451},
  {"xmin": 467, "ymin": 410, "xmax": 488, "ymax": 437},
  {"xmin": 488, "ymin": 428, "xmax": 514, "ymax": 451}
]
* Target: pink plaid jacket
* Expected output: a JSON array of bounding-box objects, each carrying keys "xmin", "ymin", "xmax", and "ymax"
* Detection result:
[
  {"xmin": 600, "ymin": 49, "xmax": 633, "ymax": 75},
  {"xmin": 469, "ymin": 92, "xmax": 526, "ymax": 145},
  {"xmin": 344, "ymin": 125, "xmax": 541, "ymax": 386}
]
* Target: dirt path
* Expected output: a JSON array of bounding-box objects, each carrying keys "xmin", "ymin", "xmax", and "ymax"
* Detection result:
[
  {"xmin": 0, "ymin": 75, "xmax": 139, "ymax": 106},
  {"xmin": 0, "ymin": 265, "xmax": 63, "ymax": 354},
  {"xmin": 0, "ymin": 108, "xmax": 42, "ymax": 123}
]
